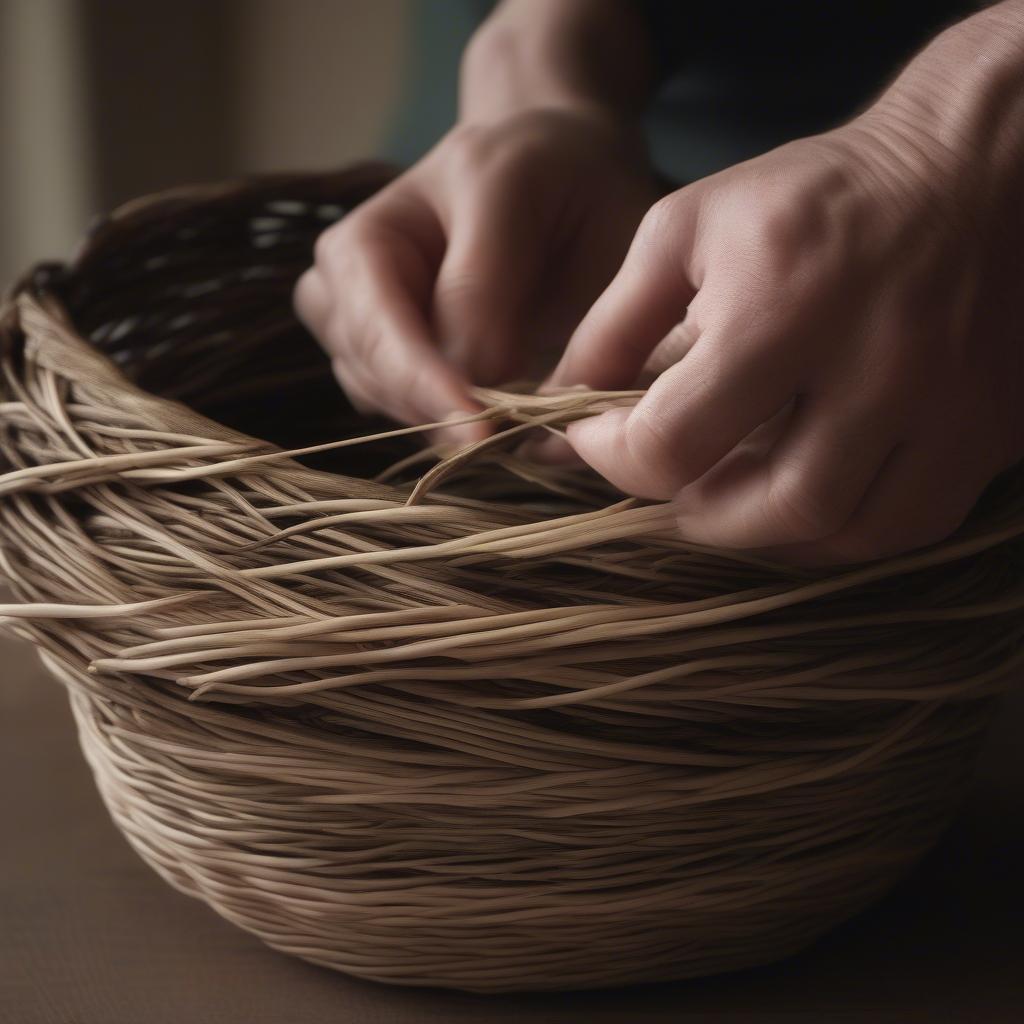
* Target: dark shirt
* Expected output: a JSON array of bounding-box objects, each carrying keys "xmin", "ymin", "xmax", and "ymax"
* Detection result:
[{"xmin": 640, "ymin": 1, "xmax": 976, "ymax": 179}]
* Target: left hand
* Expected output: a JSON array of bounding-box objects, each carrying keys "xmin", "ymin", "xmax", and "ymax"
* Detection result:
[{"xmin": 546, "ymin": 8, "xmax": 1024, "ymax": 565}]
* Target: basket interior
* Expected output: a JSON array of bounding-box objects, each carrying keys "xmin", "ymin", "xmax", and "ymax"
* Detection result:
[{"xmin": 52, "ymin": 173, "xmax": 415, "ymax": 479}]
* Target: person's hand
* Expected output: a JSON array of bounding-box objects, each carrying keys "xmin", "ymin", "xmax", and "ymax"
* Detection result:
[
  {"xmin": 294, "ymin": 108, "xmax": 658, "ymax": 440},
  {"xmin": 294, "ymin": 0, "xmax": 657, "ymax": 440},
  {"xmin": 547, "ymin": 8, "xmax": 1024, "ymax": 565}
]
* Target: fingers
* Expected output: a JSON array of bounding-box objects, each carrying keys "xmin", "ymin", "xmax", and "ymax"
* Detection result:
[
  {"xmin": 293, "ymin": 267, "xmax": 331, "ymax": 332},
  {"xmin": 297, "ymin": 165, "xmax": 550, "ymax": 441},
  {"xmin": 640, "ymin": 402, "xmax": 991, "ymax": 565},
  {"xmin": 295, "ymin": 268, "xmax": 380, "ymax": 417},
  {"xmin": 433, "ymin": 179, "xmax": 543, "ymax": 387},
  {"xmin": 338, "ymin": 241, "xmax": 481, "ymax": 425},
  {"xmin": 297, "ymin": 112, "xmax": 662, "ymax": 439},
  {"xmin": 564, "ymin": 309, "xmax": 808, "ymax": 499},
  {"xmin": 295, "ymin": 192, "xmax": 487, "ymax": 437},
  {"xmin": 548, "ymin": 192, "xmax": 701, "ymax": 390},
  {"xmin": 662, "ymin": 396, "xmax": 898, "ymax": 549},
  {"xmin": 293, "ymin": 268, "xmax": 388, "ymax": 418},
  {"xmin": 762, "ymin": 442, "xmax": 992, "ymax": 566},
  {"xmin": 639, "ymin": 311, "xmax": 701, "ymax": 385}
]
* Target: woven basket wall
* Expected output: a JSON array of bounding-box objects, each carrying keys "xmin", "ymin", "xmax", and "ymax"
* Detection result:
[{"xmin": 2, "ymin": 166, "xmax": 1023, "ymax": 992}]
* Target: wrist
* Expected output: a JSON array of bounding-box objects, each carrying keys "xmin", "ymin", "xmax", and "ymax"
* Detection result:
[
  {"xmin": 460, "ymin": 28, "xmax": 618, "ymax": 126},
  {"xmin": 458, "ymin": 0, "xmax": 652, "ymax": 126},
  {"xmin": 848, "ymin": 2, "xmax": 1024, "ymax": 222}
]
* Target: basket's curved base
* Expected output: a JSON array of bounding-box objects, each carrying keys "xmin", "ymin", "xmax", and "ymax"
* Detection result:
[
  {"xmin": 1, "ymin": 166, "xmax": 1013, "ymax": 995},
  {"xmin": 56, "ymin": 653, "xmax": 989, "ymax": 993}
]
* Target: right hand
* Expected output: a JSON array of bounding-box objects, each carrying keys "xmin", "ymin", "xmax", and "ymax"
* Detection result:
[{"xmin": 294, "ymin": 108, "xmax": 658, "ymax": 441}]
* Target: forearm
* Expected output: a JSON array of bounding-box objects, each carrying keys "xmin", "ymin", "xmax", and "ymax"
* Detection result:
[
  {"xmin": 854, "ymin": 1, "xmax": 1024, "ymax": 211},
  {"xmin": 459, "ymin": 0, "xmax": 655, "ymax": 124}
]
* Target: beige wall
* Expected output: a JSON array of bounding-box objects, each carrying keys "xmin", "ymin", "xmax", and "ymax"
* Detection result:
[
  {"xmin": 0, "ymin": 0, "xmax": 410, "ymax": 286},
  {"xmin": 232, "ymin": 0, "xmax": 407, "ymax": 175},
  {"xmin": 0, "ymin": 0, "xmax": 93, "ymax": 288}
]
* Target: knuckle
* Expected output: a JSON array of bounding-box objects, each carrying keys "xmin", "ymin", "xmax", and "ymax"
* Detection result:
[
  {"xmin": 740, "ymin": 164, "xmax": 857, "ymax": 276},
  {"xmin": 765, "ymin": 468, "xmax": 848, "ymax": 542},
  {"xmin": 312, "ymin": 220, "xmax": 349, "ymax": 266},
  {"xmin": 628, "ymin": 194, "xmax": 691, "ymax": 277},
  {"xmin": 314, "ymin": 205, "xmax": 388, "ymax": 268},
  {"xmin": 637, "ymin": 194, "xmax": 682, "ymax": 245},
  {"xmin": 623, "ymin": 412, "xmax": 694, "ymax": 495},
  {"xmin": 645, "ymin": 319, "xmax": 699, "ymax": 376},
  {"xmin": 445, "ymin": 124, "xmax": 494, "ymax": 172},
  {"xmin": 751, "ymin": 194, "xmax": 817, "ymax": 257},
  {"xmin": 292, "ymin": 269, "xmax": 319, "ymax": 320},
  {"xmin": 311, "ymin": 228, "xmax": 334, "ymax": 268}
]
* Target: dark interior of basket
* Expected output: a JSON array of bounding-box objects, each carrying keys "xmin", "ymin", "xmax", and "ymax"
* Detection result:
[{"xmin": 41, "ymin": 172, "xmax": 425, "ymax": 482}]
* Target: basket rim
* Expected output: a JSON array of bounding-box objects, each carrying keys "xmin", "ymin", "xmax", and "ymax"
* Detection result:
[{"xmin": 3, "ymin": 167, "xmax": 1024, "ymax": 580}]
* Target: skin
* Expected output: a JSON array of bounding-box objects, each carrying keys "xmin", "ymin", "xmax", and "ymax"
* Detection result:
[
  {"xmin": 295, "ymin": 0, "xmax": 658, "ymax": 438},
  {"xmin": 296, "ymin": 0, "xmax": 1024, "ymax": 565},
  {"xmin": 295, "ymin": 107, "xmax": 657, "ymax": 433}
]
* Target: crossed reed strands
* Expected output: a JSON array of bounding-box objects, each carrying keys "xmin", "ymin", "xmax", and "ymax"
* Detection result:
[{"xmin": 0, "ymin": 168, "xmax": 1021, "ymax": 990}]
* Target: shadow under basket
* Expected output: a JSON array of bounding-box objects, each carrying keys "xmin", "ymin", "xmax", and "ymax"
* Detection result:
[{"xmin": 2, "ymin": 165, "xmax": 1024, "ymax": 993}]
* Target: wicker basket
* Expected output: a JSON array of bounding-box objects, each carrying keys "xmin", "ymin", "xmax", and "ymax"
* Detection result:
[{"xmin": 2, "ymin": 166, "xmax": 1023, "ymax": 993}]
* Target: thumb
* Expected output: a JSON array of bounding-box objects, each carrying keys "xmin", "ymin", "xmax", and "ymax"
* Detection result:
[
  {"xmin": 433, "ymin": 182, "xmax": 544, "ymax": 387},
  {"xmin": 564, "ymin": 406, "xmax": 676, "ymax": 500},
  {"xmin": 548, "ymin": 191, "xmax": 700, "ymax": 391}
]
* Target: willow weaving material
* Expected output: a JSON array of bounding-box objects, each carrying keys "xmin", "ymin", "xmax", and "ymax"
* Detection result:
[{"xmin": 2, "ymin": 167, "xmax": 1023, "ymax": 992}]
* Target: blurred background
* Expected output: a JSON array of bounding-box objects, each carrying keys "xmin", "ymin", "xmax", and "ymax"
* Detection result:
[
  {"xmin": 0, "ymin": 0, "xmax": 480, "ymax": 286},
  {"xmin": 3, "ymin": 1, "xmax": 955, "ymax": 292}
]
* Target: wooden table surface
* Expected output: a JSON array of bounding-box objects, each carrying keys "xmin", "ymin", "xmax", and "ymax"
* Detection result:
[{"xmin": 3, "ymin": 631, "xmax": 1022, "ymax": 1024}]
